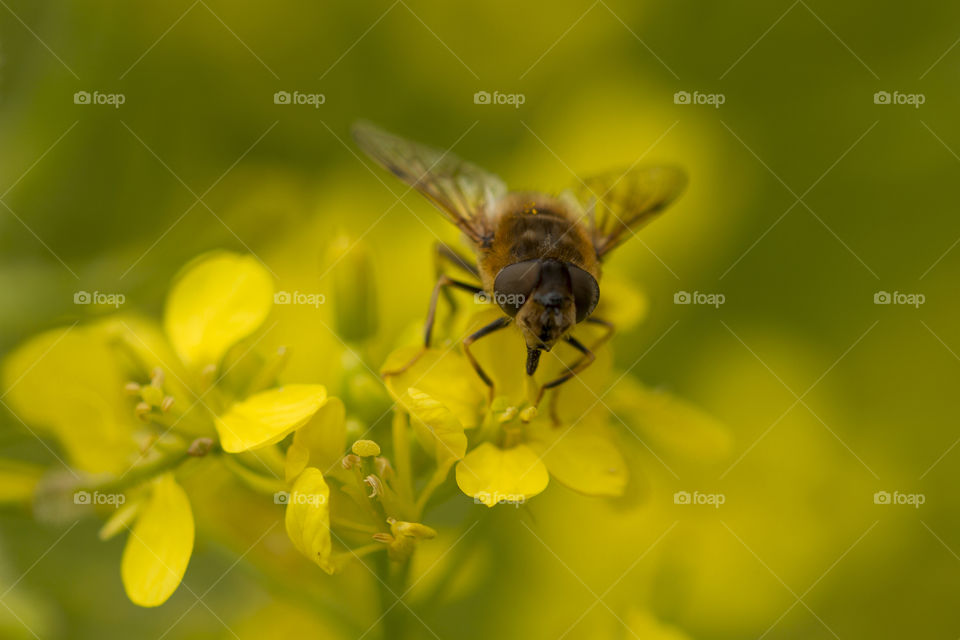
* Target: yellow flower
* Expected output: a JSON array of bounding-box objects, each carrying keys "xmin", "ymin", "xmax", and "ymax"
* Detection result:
[
  {"xmin": 382, "ymin": 307, "xmax": 630, "ymax": 507},
  {"xmin": 381, "ymin": 271, "xmax": 724, "ymax": 509},
  {"xmin": 2, "ymin": 251, "xmax": 339, "ymax": 607}
]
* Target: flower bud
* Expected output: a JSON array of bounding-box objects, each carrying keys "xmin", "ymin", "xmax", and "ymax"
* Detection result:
[
  {"xmin": 327, "ymin": 235, "xmax": 378, "ymax": 343},
  {"xmin": 389, "ymin": 518, "xmax": 436, "ymax": 540},
  {"xmin": 377, "ymin": 518, "xmax": 437, "ymax": 561}
]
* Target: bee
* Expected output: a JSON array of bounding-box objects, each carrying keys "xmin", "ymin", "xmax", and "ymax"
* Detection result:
[{"xmin": 353, "ymin": 121, "xmax": 686, "ymax": 405}]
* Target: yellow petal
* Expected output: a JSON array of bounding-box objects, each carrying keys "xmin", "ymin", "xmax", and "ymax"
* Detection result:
[
  {"xmin": 164, "ymin": 252, "xmax": 273, "ymax": 369},
  {"xmin": 382, "ymin": 346, "xmax": 484, "ymax": 429},
  {"xmin": 285, "ymin": 397, "xmax": 346, "ymax": 481},
  {"xmin": 121, "ymin": 473, "xmax": 194, "ymax": 607},
  {"xmin": 284, "ymin": 442, "xmax": 311, "ymax": 484},
  {"xmin": 215, "ymin": 384, "xmax": 327, "ymax": 453},
  {"xmin": 527, "ymin": 421, "xmax": 628, "ymax": 497},
  {"xmin": 404, "ymin": 387, "xmax": 467, "ymax": 468},
  {"xmin": 455, "ymin": 443, "xmax": 548, "ymax": 507},
  {"xmin": 284, "ymin": 467, "xmax": 334, "ymax": 573},
  {"xmin": 610, "ymin": 377, "xmax": 731, "ymax": 461},
  {"xmin": 2, "ymin": 325, "xmax": 139, "ymax": 474}
]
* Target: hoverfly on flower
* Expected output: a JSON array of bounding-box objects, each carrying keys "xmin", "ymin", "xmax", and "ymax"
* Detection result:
[{"xmin": 353, "ymin": 122, "xmax": 686, "ymax": 406}]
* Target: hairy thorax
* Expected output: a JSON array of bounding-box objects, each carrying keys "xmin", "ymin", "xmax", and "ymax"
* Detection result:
[{"xmin": 476, "ymin": 192, "xmax": 601, "ymax": 292}]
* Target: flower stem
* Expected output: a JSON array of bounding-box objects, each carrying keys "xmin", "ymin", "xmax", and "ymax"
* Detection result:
[
  {"xmin": 376, "ymin": 553, "xmax": 411, "ymax": 639},
  {"xmin": 414, "ymin": 465, "xmax": 451, "ymax": 519},
  {"xmin": 391, "ymin": 411, "xmax": 415, "ymax": 512},
  {"xmin": 86, "ymin": 440, "xmax": 206, "ymax": 494}
]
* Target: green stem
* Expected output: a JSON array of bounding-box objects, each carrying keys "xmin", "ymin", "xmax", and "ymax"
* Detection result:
[
  {"xmin": 377, "ymin": 554, "xmax": 411, "ymax": 640},
  {"xmin": 331, "ymin": 517, "xmax": 379, "ymax": 535},
  {"xmin": 86, "ymin": 442, "xmax": 202, "ymax": 494},
  {"xmin": 414, "ymin": 464, "xmax": 452, "ymax": 519},
  {"xmin": 391, "ymin": 411, "xmax": 415, "ymax": 512}
]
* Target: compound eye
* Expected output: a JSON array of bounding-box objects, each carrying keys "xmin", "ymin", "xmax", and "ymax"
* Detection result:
[
  {"xmin": 492, "ymin": 260, "xmax": 541, "ymax": 316},
  {"xmin": 568, "ymin": 264, "xmax": 599, "ymax": 322}
]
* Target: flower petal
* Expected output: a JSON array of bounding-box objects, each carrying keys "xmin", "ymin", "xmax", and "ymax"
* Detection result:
[
  {"xmin": 2, "ymin": 325, "xmax": 139, "ymax": 474},
  {"xmin": 164, "ymin": 252, "xmax": 273, "ymax": 369},
  {"xmin": 284, "ymin": 467, "xmax": 333, "ymax": 573},
  {"xmin": 121, "ymin": 473, "xmax": 194, "ymax": 607},
  {"xmin": 215, "ymin": 384, "xmax": 328, "ymax": 453},
  {"xmin": 285, "ymin": 397, "xmax": 346, "ymax": 482},
  {"xmin": 455, "ymin": 443, "xmax": 548, "ymax": 507},
  {"xmin": 609, "ymin": 376, "xmax": 731, "ymax": 461},
  {"xmin": 403, "ymin": 387, "xmax": 467, "ymax": 468},
  {"xmin": 382, "ymin": 346, "xmax": 484, "ymax": 429},
  {"xmin": 527, "ymin": 421, "xmax": 628, "ymax": 496}
]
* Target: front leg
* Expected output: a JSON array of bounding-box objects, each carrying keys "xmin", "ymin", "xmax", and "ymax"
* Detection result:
[
  {"xmin": 382, "ymin": 274, "xmax": 482, "ymax": 377},
  {"xmin": 462, "ymin": 316, "xmax": 511, "ymax": 401}
]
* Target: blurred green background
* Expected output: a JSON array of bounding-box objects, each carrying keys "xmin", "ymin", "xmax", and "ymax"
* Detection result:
[{"xmin": 2, "ymin": 1, "xmax": 959, "ymax": 638}]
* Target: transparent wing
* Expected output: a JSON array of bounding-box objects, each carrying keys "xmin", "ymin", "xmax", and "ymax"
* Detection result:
[
  {"xmin": 352, "ymin": 121, "xmax": 507, "ymax": 246},
  {"xmin": 572, "ymin": 166, "xmax": 687, "ymax": 258}
]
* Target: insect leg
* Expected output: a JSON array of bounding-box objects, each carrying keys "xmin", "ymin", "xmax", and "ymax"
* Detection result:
[
  {"xmin": 463, "ymin": 316, "xmax": 511, "ymax": 401},
  {"xmin": 434, "ymin": 243, "xmax": 481, "ymax": 332},
  {"xmin": 585, "ymin": 316, "xmax": 615, "ymax": 345},
  {"xmin": 381, "ymin": 275, "xmax": 482, "ymax": 377},
  {"xmin": 435, "ymin": 242, "xmax": 480, "ymax": 279}
]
